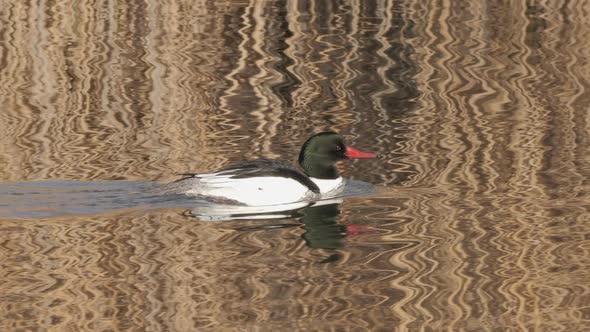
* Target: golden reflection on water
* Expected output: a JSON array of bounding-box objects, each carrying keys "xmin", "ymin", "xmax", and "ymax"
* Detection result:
[{"xmin": 1, "ymin": 0, "xmax": 589, "ymax": 330}]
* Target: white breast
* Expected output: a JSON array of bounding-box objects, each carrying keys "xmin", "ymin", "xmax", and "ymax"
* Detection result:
[{"xmin": 310, "ymin": 177, "xmax": 345, "ymax": 194}]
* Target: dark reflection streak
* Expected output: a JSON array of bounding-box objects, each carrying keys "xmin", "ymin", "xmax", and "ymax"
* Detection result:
[
  {"xmin": 141, "ymin": 218, "xmax": 170, "ymax": 330},
  {"xmin": 0, "ymin": 7, "xmax": 9, "ymax": 75},
  {"xmin": 453, "ymin": 2, "xmax": 491, "ymax": 193},
  {"xmin": 214, "ymin": 4, "xmax": 263, "ymax": 151},
  {"xmin": 524, "ymin": 3, "xmax": 546, "ymax": 51},
  {"xmin": 307, "ymin": 0, "xmax": 339, "ymax": 114},
  {"xmin": 564, "ymin": 52, "xmax": 590, "ymax": 186},
  {"xmin": 559, "ymin": 0, "xmax": 570, "ymax": 25},
  {"xmin": 18, "ymin": 0, "xmax": 48, "ymax": 178},
  {"xmin": 555, "ymin": 1, "xmax": 587, "ymax": 197},
  {"xmin": 0, "ymin": 4, "xmax": 15, "ymax": 85},
  {"xmin": 557, "ymin": 1, "xmax": 588, "ymax": 195},
  {"xmin": 314, "ymin": 0, "xmax": 332, "ymax": 31},
  {"xmin": 350, "ymin": 0, "xmax": 419, "ymax": 186},
  {"xmin": 217, "ymin": 5, "xmax": 246, "ymax": 106},
  {"xmin": 525, "ymin": 2, "xmax": 562, "ymax": 196},
  {"xmin": 219, "ymin": 5, "xmax": 246, "ymax": 74},
  {"xmin": 122, "ymin": 0, "xmax": 151, "ymax": 129},
  {"xmin": 485, "ymin": 2, "xmax": 519, "ymax": 191},
  {"xmin": 83, "ymin": 1, "xmax": 112, "ymax": 135},
  {"xmin": 387, "ymin": 2, "xmax": 420, "ymax": 105},
  {"xmin": 95, "ymin": 220, "xmax": 132, "ymax": 329},
  {"xmin": 270, "ymin": 0, "xmax": 299, "ymax": 110},
  {"xmin": 382, "ymin": 1, "xmax": 420, "ymax": 186},
  {"xmin": 63, "ymin": 40, "xmax": 80, "ymax": 101},
  {"xmin": 44, "ymin": 0, "xmax": 56, "ymax": 31},
  {"xmin": 470, "ymin": 2, "xmax": 511, "ymax": 194}
]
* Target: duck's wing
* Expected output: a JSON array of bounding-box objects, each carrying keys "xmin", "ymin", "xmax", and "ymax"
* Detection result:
[{"xmin": 175, "ymin": 159, "xmax": 320, "ymax": 193}]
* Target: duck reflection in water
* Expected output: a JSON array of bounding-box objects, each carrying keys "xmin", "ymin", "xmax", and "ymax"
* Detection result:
[
  {"xmin": 186, "ymin": 179, "xmax": 375, "ymax": 249},
  {"xmin": 299, "ymin": 201, "xmax": 347, "ymax": 249},
  {"xmin": 189, "ymin": 197, "xmax": 370, "ymax": 250}
]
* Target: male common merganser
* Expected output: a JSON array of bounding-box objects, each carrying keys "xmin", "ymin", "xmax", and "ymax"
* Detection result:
[{"xmin": 166, "ymin": 132, "xmax": 376, "ymax": 206}]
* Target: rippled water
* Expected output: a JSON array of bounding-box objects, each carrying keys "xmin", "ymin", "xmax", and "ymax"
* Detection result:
[{"xmin": 1, "ymin": 0, "xmax": 589, "ymax": 330}]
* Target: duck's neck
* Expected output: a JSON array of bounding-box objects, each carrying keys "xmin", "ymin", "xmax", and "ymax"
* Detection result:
[{"xmin": 299, "ymin": 156, "xmax": 340, "ymax": 179}]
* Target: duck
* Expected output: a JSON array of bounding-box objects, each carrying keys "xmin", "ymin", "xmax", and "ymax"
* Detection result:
[{"xmin": 164, "ymin": 132, "xmax": 376, "ymax": 206}]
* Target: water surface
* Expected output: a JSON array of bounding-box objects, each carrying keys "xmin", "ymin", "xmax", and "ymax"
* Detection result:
[{"xmin": 1, "ymin": 0, "xmax": 589, "ymax": 331}]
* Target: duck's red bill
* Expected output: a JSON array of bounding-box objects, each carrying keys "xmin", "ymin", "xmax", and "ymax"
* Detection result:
[{"xmin": 345, "ymin": 146, "xmax": 377, "ymax": 159}]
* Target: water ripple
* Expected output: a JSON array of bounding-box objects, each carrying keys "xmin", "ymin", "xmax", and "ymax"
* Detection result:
[{"xmin": 1, "ymin": 0, "xmax": 589, "ymax": 330}]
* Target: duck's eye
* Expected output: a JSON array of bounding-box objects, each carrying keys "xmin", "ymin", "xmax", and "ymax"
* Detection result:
[{"xmin": 335, "ymin": 145, "xmax": 342, "ymax": 151}]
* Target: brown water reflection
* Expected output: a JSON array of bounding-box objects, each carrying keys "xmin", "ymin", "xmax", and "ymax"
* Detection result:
[{"xmin": 1, "ymin": 0, "xmax": 589, "ymax": 331}]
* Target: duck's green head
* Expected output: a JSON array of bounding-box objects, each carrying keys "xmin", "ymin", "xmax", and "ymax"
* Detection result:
[{"xmin": 298, "ymin": 132, "xmax": 376, "ymax": 179}]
